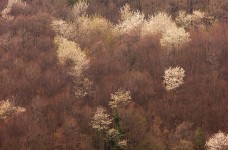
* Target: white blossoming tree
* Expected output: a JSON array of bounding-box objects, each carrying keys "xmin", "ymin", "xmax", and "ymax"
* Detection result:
[
  {"xmin": 119, "ymin": 4, "xmax": 133, "ymax": 21},
  {"xmin": 142, "ymin": 12, "xmax": 175, "ymax": 36},
  {"xmin": 76, "ymin": 15, "xmax": 113, "ymax": 36},
  {"xmin": 160, "ymin": 25, "xmax": 190, "ymax": 50},
  {"xmin": 106, "ymin": 128, "xmax": 127, "ymax": 150},
  {"xmin": 0, "ymin": 99, "xmax": 26, "ymax": 121},
  {"xmin": 206, "ymin": 131, "xmax": 228, "ymax": 150},
  {"xmin": 75, "ymin": 15, "xmax": 115, "ymax": 45},
  {"xmin": 91, "ymin": 107, "xmax": 113, "ymax": 131},
  {"xmin": 51, "ymin": 19, "xmax": 75, "ymax": 40},
  {"xmin": 52, "ymin": 20, "xmax": 91, "ymax": 98},
  {"xmin": 141, "ymin": 12, "xmax": 190, "ymax": 50},
  {"xmin": 106, "ymin": 128, "xmax": 120, "ymax": 140},
  {"xmin": 72, "ymin": 0, "xmax": 88, "ymax": 17},
  {"xmin": 74, "ymin": 77, "xmax": 93, "ymax": 97},
  {"xmin": 90, "ymin": 90, "xmax": 131, "ymax": 149},
  {"xmin": 115, "ymin": 4, "xmax": 145, "ymax": 35},
  {"xmin": 163, "ymin": 67, "xmax": 185, "ymax": 91},
  {"xmin": 106, "ymin": 128, "xmax": 127, "ymax": 149},
  {"xmin": 54, "ymin": 36, "xmax": 89, "ymax": 77},
  {"xmin": 109, "ymin": 90, "xmax": 132, "ymax": 109},
  {"xmin": 1, "ymin": 0, "xmax": 26, "ymax": 20},
  {"xmin": 52, "ymin": 9, "xmax": 114, "ymax": 46},
  {"xmin": 108, "ymin": 90, "xmax": 131, "ymax": 149},
  {"xmin": 118, "ymin": 140, "xmax": 127, "ymax": 149},
  {"xmin": 109, "ymin": 90, "xmax": 131, "ymax": 132},
  {"xmin": 175, "ymin": 10, "xmax": 214, "ymax": 29}
]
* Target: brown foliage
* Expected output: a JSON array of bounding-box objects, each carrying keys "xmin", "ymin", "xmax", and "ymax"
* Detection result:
[{"xmin": 0, "ymin": 0, "xmax": 227, "ymax": 149}]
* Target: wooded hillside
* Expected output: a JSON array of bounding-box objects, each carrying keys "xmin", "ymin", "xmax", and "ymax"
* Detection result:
[{"xmin": 0, "ymin": 0, "xmax": 227, "ymax": 149}]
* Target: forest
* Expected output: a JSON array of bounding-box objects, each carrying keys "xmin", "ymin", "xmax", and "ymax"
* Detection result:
[{"xmin": 0, "ymin": 0, "xmax": 227, "ymax": 149}]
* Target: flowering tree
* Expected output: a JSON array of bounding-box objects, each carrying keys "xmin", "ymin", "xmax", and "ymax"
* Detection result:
[
  {"xmin": 74, "ymin": 77, "xmax": 93, "ymax": 97},
  {"xmin": 91, "ymin": 107, "xmax": 113, "ymax": 131},
  {"xmin": 115, "ymin": 4, "xmax": 145, "ymax": 35},
  {"xmin": 163, "ymin": 67, "xmax": 185, "ymax": 91},
  {"xmin": 108, "ymin": 90, "xmax": 131, "ymax": 149},
  {"xmin": 52, "ymin": 17, "xmax": 92, "ymax": 98},
  {"xmin": 75, "ymin": 15, "xmax": 115, "ymax": 45},
  {"xmin": 90, "ymin": 90, "xmax": 131, "ymax": 149},
  {"xmin": 206, "ymin": 131, "xmax": 228, "ymax": 150},
  {"xmin": 106, "ymin": 128, "xmax": 120, "ymax": 140},
  {"xmin": 175, "ymin": 10, "xmax": 214, "ymax": 28},
  {"xmin": 142, "ymin": 12, "xmax": 175, "ymax": 36},
  {"xmin": 160, "ymin": 25, "xmax": 190, "ymax": 50},
  {"xmin": 119, "ymin": 4, "xmax": 133, "ymax": 21},
  {"xmin": 51, "ymin": 19, "xmax": 75, "ymax": 40},
  {"xmin": 109, "ymin": 90, "xmax": 132, "ymax": 109},
  {"xmin": 1, "ymin": 0, "xmax": 26, "ymax": 20},
  {"xmin": 52, "ymin": 10, "xmax": 114, "ymax": 46},
  {"xmin": 118, "ymin": 140, "xmax": 127, "ymax": 149},
  {"xmin": 71, "ymin": 0, "xmax": 88, "ymax": 17},
  {"xmin": 54, "ymin": 36, "xmax": 89, "ymax": 77},
  {"xmin": 106, "ymin": 128, "xmax": 127, "ymax": 149},
  {"xmin": 76, "ymin": 15, "xmax": 113, "ymax": 36},
  {"xmin": 0, "ymin": 99, "xmax": 26, "ymax": 121},
  {"xmin": 141, "ymin": 12, "xmax": 190, "ymax": 50}
]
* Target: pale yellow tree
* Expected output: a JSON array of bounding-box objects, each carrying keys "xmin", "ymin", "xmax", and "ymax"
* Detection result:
[
  {"xmin": 71, "ymin": 0, "xmax": 88, "ymax": 17},
  {"xmin": 141, "ymin": 12, "xmax": 190, "ymax": 50},
  {"xmin": 91, "ymin": 107, "xmax": 113, "ymax": 131},
  {"xmin": 109, "ymin": 90, "xmax": 132, "ymax": 109},
  {"xmin": 163, "ymin": 67, "xmax": 185, "ymax": 91},
  {"xmin": 0, "ymin": 99, "xmax": 26, "ymax": 120},
  {"xmin": 1, "ymin": 0, "xmax": 26, "ymax": 20},
  {"xmin": 142, "ymin": 12, "xmax": 175, "ymax": 36},
  {"xmin": 106, "ymin": 128, "xmax": 127, "ymax": 148},
  {"xmin": 75, "ymin": 15, "xmax": 114, "ymax": 44},
  {"xmin": 175, "ymin": 10, "xmax": 214, "ymax": 28},
  {"xmin": 115, "ymin": 4, "xmax": 145, "ymax": 35},
  {"xmin": 206, "ymin": 131, "xmax": 228, "ymax": 150},
  {"xmin": 54, "ymin": 36, "xmax": 89, "ymax": 77},
  {"xmin": 160, "ymin": 25, "xmax": 190, "ymax": 50},
  {"xmin": 51, "ymin": 19, "xmax": 75, "ymax": 39}
]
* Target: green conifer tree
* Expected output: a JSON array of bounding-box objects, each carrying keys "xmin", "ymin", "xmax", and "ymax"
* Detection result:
[{"xmin": 195, "ymin": 127, "xmax": 205, "ymax": 150}]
